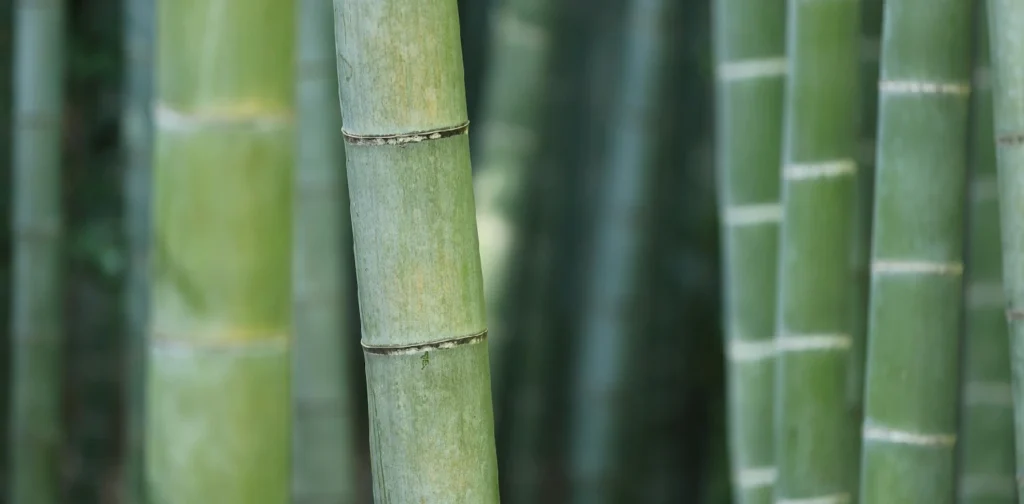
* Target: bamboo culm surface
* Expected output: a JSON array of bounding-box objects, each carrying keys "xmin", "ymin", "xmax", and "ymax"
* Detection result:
[
  {"xmin": 859, "ymin": 0, "xmax": 973, "ymax": 499},
  {"xmin": 291, "ymin": 0, "xmax": 355, "ymax": 501},
  {"xmin": 987, "ymin": 0, "xmax": 1024, "ymax": 498},
  {"xmin": 711, "ymin": 0, "xmax": 785, "ymax": 496},
  {"xmin": 569, "ymin": 0, "xmax": 670, "ymax": 501},
  {"xmin": 773, "ymin": 0, "xmax": 861, "ymax": 499},
  {"xmin": 146, "ymin": 0, "xmax": 295, "ymax": 501},
  {"xmin": 8, "ymin": 0, "xmax": 65, "ymax": 501},
  {"xmin": 956, "ymin": 8, "xmax": 1017, "ymax": 502},
  {"xmin": 122, "ymin": 0, "xmax": 153, "ymax": 500},
  {"xmin": 333, "ymin": 0, "xmax": 500, "ymax": 501}
]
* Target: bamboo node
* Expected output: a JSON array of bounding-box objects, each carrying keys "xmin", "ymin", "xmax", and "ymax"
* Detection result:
[
  {"xmin": 776, "ymin": 333, "xmax": 852, "ymax": 353},
  {"xmin": 997, "ymin": 132, "xmax": 1024, "ymax": 146},
  {"xmin": 716, "ymin": 57, "xmax": 787, "ymax": 81},
  {"xmin": 726, "ymin": 339, "xmax": 776, "ymax": 362},
  {"xmin": 775, "ymin": 493, "xmax": 851, "ymax": 504},
  {"xmin": 862, "ymin": 424, "xmax": 956, "ymax": 447},
  {"xmin": 361, "ymin": 329, "xmax": 487, "ymax": 356},
  {"xmin": 722, "ymin": 203, "xmax": 782, "ymax": 227},
  {"xmin": 871, "ymin": 260, "xmax": 963, "ymax": 276},
  {"xmin": 342, "ymin": 122, "xmax": 470, "ymax": 146},
  {"xmin": 783, "ymin": 159, "xmax": 857, "ymax": 180},
  {"xmin": 733, "ymin": 466, "xmax": 777, "ymax": 488},
  {"xmin": 1007, "ymin": 308, "xmax": 1024, "ymax": 321},
  {"xmin": 879, "ymin": 80, "xmax": 971, "ymax": 96},
  {"xmin": 154, "ymin": 103, "xmax": 294, "ymax": 132}
]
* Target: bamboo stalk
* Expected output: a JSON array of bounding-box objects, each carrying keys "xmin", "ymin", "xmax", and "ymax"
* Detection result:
[
  {"xmin": 146, "ymin": 0, "xmax": 295, "ymax": 501},
  {"xmin": 7, "ymin": 0, "xmax": 66, "ymax": 500},
  {"xmin": 121, "ymin": 0, "xmax": 153, "ymax": 500},
  {"xmin": 291, "ymin": 0, "xmax": 355, "ymax": 501},
  {"xmin": 711, "ymin": 0, "xmax": 786, "ymax": 496},
  {"xmin": 569, "ymin": 0, "xmax": 670, "ymax": 501},
  {"xmin": 859, "ymin": 0, "xmax": 973, "ymax": 499},
  {"xmin": 773, "ymin": 0, "xmax": 861, "ymax": 499},
  {"xmin": 956, "ymin": 8, "xmax": 1016, "ymax": 503},
  {"xmin": 986, "ymin": 0, "xmax": 1024, "ymax": 499},
  {"xmin": 332, "ymin": 0, "xmax": 500, "ymax": 501}
]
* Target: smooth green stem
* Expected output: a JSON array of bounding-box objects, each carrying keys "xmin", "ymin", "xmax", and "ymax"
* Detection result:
[
  {"xmin": 146, "ymin": 1, "xmax": 295, "ymax": 502},
  {"xmin": 774, "ymin": 0, "xmax": 861, "ymax": 499},
  {"xmin": 712, "ymin": 0, "xmax": 785, "ymax": 496},
  {"xmin": 859, "ymin": 0, "xmax": 973, "ymax": 500},
  {"xmin": 291, "ymin": 0, "xmax": 355, "ymax": 501},
  {"xmin": 8, "ymin": 0, "xmax": 66, "ymax": 501},
  {"xmin": 333, "ymin": 1, "xmax": 500, "ymax": 501},
  {"xmin": 956, "ymin": 8, "xmax": 1016, "ymax": 503},
  {"xmin": 987, "ymin": 0, "xmax": 1024, "ymax": 499}
]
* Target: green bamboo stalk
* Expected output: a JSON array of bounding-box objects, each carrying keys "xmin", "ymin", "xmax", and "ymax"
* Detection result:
[
  {"xmin": 859, "ymin": 0, "xmax": 973, "ymax": 498},
  {"xmin": 7, "ymin": 0, "xmax": 66, "ymax": 500},
  {"xmin": 773, "ymin": 0, "xmax": 861, "ymax": 499},
  {"xmin": 987, "ymin": 0, "xmax": 1024, "ymax": 499},
  {"xmin": 332, "ymin": 1, "xmax": 500, "ymax": 501},
  {"xmin": 291, "ymin": 0, "xmax": 355, "ymax": 501},
  {"xmin": 0, "ymin": 0, "xmax": 13, "ymax": 494},
  {"xmin": 569, "ymin": 0, "xmax": 670, "ymax": 501},
  {"xmin": 146, "ymin": 0, "xmax": 295, "ymax": 502},
  {"xmin": 121, "ymin": 0, "xmax": 153, "ymax": 500},
  {"xmin": 956, "ymin": 9, "xmax": 1016, "ymax": 502},
  {"xmin": 474, "ymin": 0, "xmax": 558, "ymax": 427},
  {"xmin": 711, "ymin": 0, "xmax": 786, "ymax": 496}
]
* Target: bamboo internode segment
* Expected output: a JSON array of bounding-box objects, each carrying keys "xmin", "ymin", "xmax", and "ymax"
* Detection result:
[{"xmin": 775, "ymin": 493, "xmax": 852, "ymax": 504}]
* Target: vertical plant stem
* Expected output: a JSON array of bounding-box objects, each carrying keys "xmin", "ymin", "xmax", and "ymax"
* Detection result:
[
  {"xmin": 774, "ymin": 0, "xmax": 861, "ymax": 500},
  {"xmin": 332, "ymin": 0, "xmax": 501, "ymax": 501},
  {"xmin": 956, "ymin": 7, "xmax": 1017, "ymax": 502},
  {"xmin": 122, "ymin": 0, "xmax": 153, "ymax": 501},
  {"xmin": 711, "ymin": 0, "xmax": 786, "ymax": 496},
  {"xmin": 569, "ymin": 0, "xmax": 670, "ymax": 501},
  {"xmin": 859, "ymin": 0, "xmax": 973, "ymax": 499},
  {"xmin": 987, "ymin": 0, "xmax": 1024, "ymax": 499},
  {"xmin": 291, "ymin": 0, "xmax": 355, "ymax": 501},
  {"xmin": 7, "ymin": 0, "xmax": 66, "ymax": 501},
  {"xmin": 146, "ymin": 0, "xmax": 295, "ymax": 502}
]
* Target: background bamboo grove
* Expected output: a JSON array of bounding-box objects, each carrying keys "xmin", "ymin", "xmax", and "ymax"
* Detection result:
[{"xmin": 0, "ymin": 0, "xmax": 1023, "ymax": 503}]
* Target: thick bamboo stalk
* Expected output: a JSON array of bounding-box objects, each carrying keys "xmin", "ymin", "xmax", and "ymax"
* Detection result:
[
  {"xmin": 121, "ymin": 0, "xmax": 153, "ymax": 501},
  {"xmin": 956, "ymin": 9, "xmax": 1017, "ymax": 503},
  {"xmin": 332, "ymin": 1, "xmax": 500, "ymax": 501},
  {"xmin": 146, "ymin": 0, "xmax": 295, "ymax": 502},
  {"xmin": 711, "ymin": 0, "xmax": 786, "ymax": 496},
  {"xmin": 773, "ymin": 0, "xmax": 861, "ymax": 499},
  {"xmin": 7, "ymin": 0, "xmax": 66, "ymax": 501},
  {"xmin": 987, "ymin": 0, "xmax": 1024, "ymax": 499},
  {"xmin": 569, "ymin": 0, "xmax": 670, "ymax": 501},
  {"xmin": 859, "ymin": 0, "xmax": 973, "ymax": 499},
  {"xmin": 291, "ymin": 0, "xmax": 355, "ymax": 501}
]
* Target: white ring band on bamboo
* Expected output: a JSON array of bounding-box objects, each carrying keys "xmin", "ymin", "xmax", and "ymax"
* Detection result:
[
  {"xmin": 775, "ymin": 493, "xmax": 851, "ymax": 504},
  {"xmin": 717, "ymin": 57, "xmax": 787, "ymax": 81},
  {"xmin": 871, "ymin": 260, "xmax": 963, "ymax": 275},
  {"xmin": 863, "ymin": 424, "xmax": 956, "ymax": 447},
  {"xmin": 735, "ymin": 466, "xmax": 777, "ymax": 488},
  {"xmin": 495, "ymin": 10, "xmax": 549, "ymax": 50},
  {"xmin": 727, "ymin": 339, "xmax": 776, "ymax": 362},
  {"xmin": 964, "ymin": 381, "xmax": 1013, "ymax": 407},
  {"xmin": 959, "ymin": 474, "xmax": 1016, "ymax": 498},
  {"xmin": 776, "ymin": 333, "xmax": 852, "ymax": 353},
  {"xmin": 149, "ymin": 335, "xmax": 289, "ymax": 358},
  {"xmin": 783, "ymin": 159, "xmax": 857, "ymax": 180},
  {"xmin": 154, "ymin": 103, "xmax": 294, "ymax": 132},
  {"xmin": 970, "ymin": 174, "xmax": 998, "ymax": 202},
  {"xmin": 879, "ymin": 80, "xmax": 971, "ymax": 96},
  {"xmin": 723, "ymin": 203, "xmax": 782, "ymax": 226},
  {"xmin": 967, "ymin": 281, "xmax": 1005, "ymax": 308}
]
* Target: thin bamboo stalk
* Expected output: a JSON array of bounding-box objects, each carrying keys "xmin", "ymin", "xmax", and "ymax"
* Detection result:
[
  {"xmin": 711, "ymin": 0, "xmax": 786, "ymax": 495},
  {"xmin": 7, "ymin": 0, "xmax": 66, "ymax": 500},
  {"xmin": 773, "ymin": 0, "xmax": 861, "ymax": 499},
  {"xmin": 986, "ymin": 0, "xmax": 1024, "ymax": 499},
  {"xmin": 332, "ymin": 0, "xmax": 500, "ymax": 501},
  {"xmin": 146, "ymin": 0, "xmax": 295, "ymax": 501},
  {"xmin": 291, "ymin": 0, "xmax": 355, "ymax": 501},
  {"xmin": 859, "ymin": 0, "xmax": 973, "ymax": 498},
  {"xmin": 955, "ymin": 8, "xmax": 1016, "ymax": 503}
]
